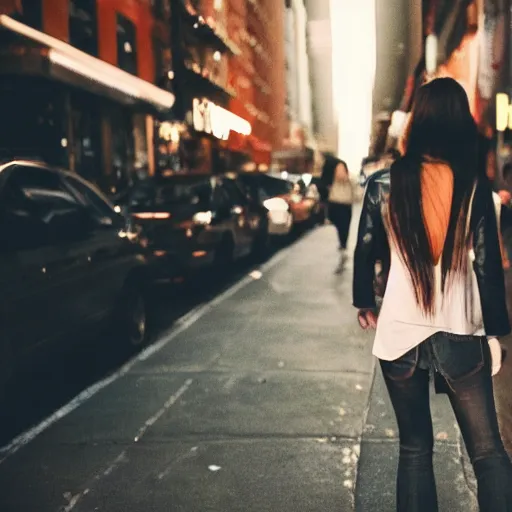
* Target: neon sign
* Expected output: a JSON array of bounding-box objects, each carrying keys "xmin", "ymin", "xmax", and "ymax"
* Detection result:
[{"xmin": 192, "ymin": 98, "xmax": 251, "ymax": 140}]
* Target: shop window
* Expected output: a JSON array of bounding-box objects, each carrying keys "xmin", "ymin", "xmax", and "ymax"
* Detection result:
[
  {"xmin": 155, "ymin": 121, "xmax": 182, "ymax": 174},
  {"xmin": 110, "ymin": 108, "xmax": 135, "ymax": 197},
  {"xmin": 116, "ymin": 14, "xmax": 138, "ymax": 76},
  {"xmin": 181, "ymin": 136, "xmax": 211, "ymax": 174},
  {"xmin": 133, "ymin": 114, "xmax": 149, "ymax": 174},
  {"xmin": 69, "ymin": 0, "xmax": 98, "ymax": 56},
  {"xmin": 0, "ymin": 78, "xmax": 67, "ymax": 167},
  {"xmin": 19, "ymin": 0, "xmax": 42, "ymax": 30},
  {"xmin": 153, "ymin": 37, "xmax": 168, "ymax": 85},
  {"xmin": 69, "ymin": 92, "xmax": 102, "ymax": 185}
]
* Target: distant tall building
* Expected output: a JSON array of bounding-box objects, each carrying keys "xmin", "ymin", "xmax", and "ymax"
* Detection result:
[
  {"xmin": 304, "ymin": 0, "xmax": 337, "ymax": 154},
  {"xmin": 305, "ymin": 1, "xmax": 376, "ymax": 172},
  {"xmin": 272, "ymin": 0, "xmax": 316, "ymax": 175},
  {"xmin": 371, "ymin": 0, "xmax": 422, "ymax": 155}
]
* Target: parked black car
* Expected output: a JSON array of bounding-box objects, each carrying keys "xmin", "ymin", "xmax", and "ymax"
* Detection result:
[
  {"xmin": 233, "ymin": 173, "xmax": 294, "ymax": 238},
  {"xmin": 0, "ymin": 160, "xmax": 151, "ymax": 397},
  {"xmin": 124, "ymin": 173, "xmax": 269, "ymax": 279}
]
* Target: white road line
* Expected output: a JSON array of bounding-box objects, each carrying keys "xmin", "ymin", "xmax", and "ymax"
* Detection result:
[
  {"xmin": 134, "ymin": 378, "xmax": 193, "ymax": 442},
  {"xmin": 59, "ymin": 379, "xmax": 193, "ymax": 512},
  {"xmin": 0, "ymin": 238, "xmax": 296, "ymax": 465}
]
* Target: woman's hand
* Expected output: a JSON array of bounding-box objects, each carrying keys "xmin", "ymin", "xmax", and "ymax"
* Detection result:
[
  {"xmin": 358, "ymin": 309, "xmax": 378, "ymax": 330},
  {"xmin": 498, "ymin": 189, "xmax": 512, "ymax": 205},
  {"xmin": 488, "ymin": 337, "xmax": 507, "ymax": 376}
]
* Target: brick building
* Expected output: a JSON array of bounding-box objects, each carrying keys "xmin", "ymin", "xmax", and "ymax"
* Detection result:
[
  {"xmin": 0, "ymin": 0, "xmax": 176, "ymax": 195},
  {"xmin": 161, "ymin": 0, "xmax": 286, "ymax": 173},
  {"xmin": 0, "ymin": 0, "xmax": 287, "ymax": 189}
]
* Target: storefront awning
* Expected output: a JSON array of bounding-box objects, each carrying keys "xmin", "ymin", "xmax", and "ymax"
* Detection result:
[{"xmin": 0, "ymin": 15, "xmax": 175, "ymax": 112}]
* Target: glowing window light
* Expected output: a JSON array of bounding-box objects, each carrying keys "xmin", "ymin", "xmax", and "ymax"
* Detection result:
[
  {"xmin": 496, "ymin": 93, "xmax": 509, "ymax": 132},
  {"xmin": 0, "ymin": 15, "xmax": 175, "ymax": 110},
  {"xmin": 425, "ymin": 34, "xmax": 438, "ymax": 74}
]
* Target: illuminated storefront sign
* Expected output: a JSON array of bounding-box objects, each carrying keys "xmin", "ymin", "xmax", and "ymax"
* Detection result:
[
  {"xmin": 425, "ymin": 34, "xmax": 438, "ymax": 75},
  {"xmin": 192, "ymin": 98, "xmax": 251, "ymax": 140},
  {"xmin": 496, "ymin": 92, "xmax": 512, "ymax": 131}
]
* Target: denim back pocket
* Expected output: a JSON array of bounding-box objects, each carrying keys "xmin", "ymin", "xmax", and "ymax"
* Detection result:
[
  {"xmin": 380, "ymin": 346, "xmax": 418, "ymax": 381},
  {"xmin": 430, "ymin": 333, "xmax": 484, "ymax": 382}
]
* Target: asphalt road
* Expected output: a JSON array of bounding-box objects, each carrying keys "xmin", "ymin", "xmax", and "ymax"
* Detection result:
[{"xmin": 0, "ymin": 222, "xmax": 498, "ymax": 511}]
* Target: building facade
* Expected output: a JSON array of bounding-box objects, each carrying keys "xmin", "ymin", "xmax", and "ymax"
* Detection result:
[
  {"xmin": 370, "ymin": 0, "xmax": 421, "ymax": 155},
  {"xmin": 0, "ymin": 0, "xmax": 175, "ymax": 196},
  {"xmin": 154, "ymin": 0, "xmax": 239, "ymax": 176},
  {"xmin": 0, "ymin": 0, "xmax": 288, "ymax": 191},
  {"xmin": 226, "ymin": 0, "xmax": 287, "ymax": 169},
  {"xmin": 272, "ymin": 0, "xmax": 316, "ymax": 176},
  {"xmin": 304, "ymin": 0, "xmax": 336, "ymax": 154},
  {"xmin": 155, "ymin": 0, "xmax": 287, "ymax": 175}
]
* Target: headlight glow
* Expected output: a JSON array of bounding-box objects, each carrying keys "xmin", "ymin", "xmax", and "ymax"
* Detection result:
[
  {"xmin": 193, "ymin": 211, "xmax": 213, "ymax": 225},
  {"xmin": 262, "ymin": 197, "xmax": 289, "ymax": 212}
]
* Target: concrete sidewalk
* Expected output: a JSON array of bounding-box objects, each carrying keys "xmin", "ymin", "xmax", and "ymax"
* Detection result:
[{"xmin": 0, "ymin": 225, "xmax": 477, "ymax": 511}]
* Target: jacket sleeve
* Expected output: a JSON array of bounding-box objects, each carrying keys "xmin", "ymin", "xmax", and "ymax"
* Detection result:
[
  {"xmin": 353, "ymin": 177, "xmax": 385, "ymax": 309},
  {"xmin": 471, "ymin": 180, "xmax": 511, "ymax": 337}
]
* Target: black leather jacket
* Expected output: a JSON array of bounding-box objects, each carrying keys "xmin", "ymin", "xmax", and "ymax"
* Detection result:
[{"xmin": 353, "ymin": 169, "xmax": 511, "ymax": 337}]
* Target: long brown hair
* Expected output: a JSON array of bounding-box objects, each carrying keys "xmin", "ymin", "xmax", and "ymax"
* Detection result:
[{"xmin": 388, "ymin": 78, "xmax": 478, "ymax": 315}]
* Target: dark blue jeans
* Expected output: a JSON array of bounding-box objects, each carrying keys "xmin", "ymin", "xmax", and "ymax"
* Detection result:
[{"xmin": 380, "ymin": 333, "xmax": 512, "ymax": 511}]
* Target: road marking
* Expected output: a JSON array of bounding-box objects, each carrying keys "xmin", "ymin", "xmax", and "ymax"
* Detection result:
[
  {"xmin": 134, "ymin": 378, "xmax": 193, "ymax": 442},
  {"xmin": 59, "ymin": 379, "xmax": 193, "ymax": 512},
  {"xmin": 0, "ymin": 236, "xmax": 298, "ymax": 465}
]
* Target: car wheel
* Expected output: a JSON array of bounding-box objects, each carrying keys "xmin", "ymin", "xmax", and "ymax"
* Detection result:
[{"xmin": 113, "ymin": 283, "xmax": 148, "ymax": 349}]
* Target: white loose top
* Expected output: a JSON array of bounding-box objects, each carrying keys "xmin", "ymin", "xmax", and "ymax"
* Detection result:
[
  {"xmin": 373, "ymin": 249, "xmax": 484, "ymax": 361},
  {"xmin": 373, "ymin": 189, "xmax": 502, "ymax": 361}
]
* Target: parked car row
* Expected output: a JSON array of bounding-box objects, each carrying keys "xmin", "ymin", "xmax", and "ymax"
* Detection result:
[{"xmin": 0, "ymin": 160, "xmax": 324, "ymax": 399}]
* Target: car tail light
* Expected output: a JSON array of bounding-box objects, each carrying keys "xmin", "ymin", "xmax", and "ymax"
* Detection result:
[{"xmin": 133, "ymin": 212, "xmax": 171, "ymax": 220}]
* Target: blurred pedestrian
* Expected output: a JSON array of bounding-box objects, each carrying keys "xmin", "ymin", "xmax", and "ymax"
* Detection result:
[
  {"xmin": 327, "ymin": 159, "xmax": 355, "ymax": 273},
  {"xmin": 353, "ymin": 77, "xmax": 512, "ymax": 511}
]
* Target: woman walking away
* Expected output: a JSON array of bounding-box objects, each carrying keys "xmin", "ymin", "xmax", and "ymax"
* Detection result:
[
  {"xmin": 353, "ymin": 77, "xmax": 512, "ymax": 512},
  {"xmin": 327, "ymin": 159, "xmax": 354, "ymax": 273}
]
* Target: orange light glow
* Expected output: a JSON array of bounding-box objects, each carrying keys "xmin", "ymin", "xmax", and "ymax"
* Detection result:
[
  {"xmin": 133, "ymin": 212, "xmax": 171, "ymax": 220},
  {"xmin": 192, "ymin": 251, "xmax": 207, "ymax": 258}
]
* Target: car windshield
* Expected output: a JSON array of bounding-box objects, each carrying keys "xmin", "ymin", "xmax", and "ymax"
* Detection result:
[
  {"xmin": 255, "ymin": 176, "xmax": 291, "ymax": 197},
  {"xmin": 130, "ymin": 177, "xmax": 211, "ymax": 209}
]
